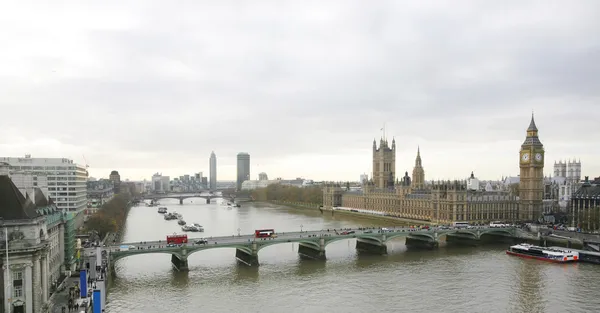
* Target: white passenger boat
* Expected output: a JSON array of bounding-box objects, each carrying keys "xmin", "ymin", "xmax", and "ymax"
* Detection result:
[{"xmin": 506, "ymin": 243, "xmax": 579, "ymax": 263}]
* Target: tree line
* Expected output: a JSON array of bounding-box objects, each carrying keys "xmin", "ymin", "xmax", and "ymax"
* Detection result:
[
  {"xmin": 251, "ymin": 184, "xmax": 323, "ymax": 204},
  {"xmin": 85, "ymin": 193, "xmax": 132, "ymax": 238}
]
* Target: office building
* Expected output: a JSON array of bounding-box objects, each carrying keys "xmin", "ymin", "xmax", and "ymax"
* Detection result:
[
  {"xmin": 209, "ymin": 152, "xmax": 217, "ymax": 190},
  {"xmin": 109, "ymin": 170, "xmax": 120, "ymax": 194},
  {"xmin": 236, "ymin": 153, "xmax": 250, "ymax": 191},
  {"xmin": 0, "ymin": 156, "xmax": 88, "ymax": 228}
]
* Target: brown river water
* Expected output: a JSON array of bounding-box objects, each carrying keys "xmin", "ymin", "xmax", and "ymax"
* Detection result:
[{"xmin": 106, "ymin": 200, "xmax": 600, "ymax": 313}]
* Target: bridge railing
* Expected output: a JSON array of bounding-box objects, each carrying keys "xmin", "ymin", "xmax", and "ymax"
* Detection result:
[{"xmin": 112, "ymin": 226, "xmax": 519, "ymax": 247}]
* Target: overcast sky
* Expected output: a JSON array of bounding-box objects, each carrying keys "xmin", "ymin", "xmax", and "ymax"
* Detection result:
[{"xmin": 1, "ymin": 1, "xmax": 599, "ymax": 182}]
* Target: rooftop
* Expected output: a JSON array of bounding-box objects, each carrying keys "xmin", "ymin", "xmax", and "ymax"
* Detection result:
[
  {"xmin": 573, "ymin": 182, "xmax": 600, "ymax": 198},
  {"xmin": 0, "ymin": 175, "xmax": 39, "ymax": 220}
]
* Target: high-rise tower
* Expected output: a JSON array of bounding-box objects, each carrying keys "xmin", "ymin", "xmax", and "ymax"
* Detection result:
[
  {"xmin": 209, "ymin": 151, "xmax": 217, "ymax": 190},
  {"xmin": 412, "ymin": 147, "xmax": 425, "ymax": 189},
  {"xmin": 519, "ymin": 114, "xmax": 544, "ymax": 221},
  {"xmin": 372, "ymin": 137, "xmax": 395, "ymax": 189},
  {"xmin": 236, "ymin": 152, "xmax": 250, "ymax": 191}
]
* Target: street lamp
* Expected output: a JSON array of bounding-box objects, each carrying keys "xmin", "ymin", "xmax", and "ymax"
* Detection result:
[
  {"xmin": 300, "ymin": 224, "xmax": 303, "ymax": 233},
  {"xmin": 237, "ymin": 228, "xmax": 241, "ymax": 237}
]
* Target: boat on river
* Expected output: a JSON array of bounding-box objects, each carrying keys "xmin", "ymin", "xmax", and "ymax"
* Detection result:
[
  {"xmin": 506, "ymin": 243, "xmax": 579, "ymax": 263},
  {"xmin": 182, "ymin": 224, "xmax": 204, "ymax": 232},
  {"xmin": 157, "ymin": 207, "xmax": 168, "ymax": 214},
  {"xmin": 164, "ymin": 213, "xmax": 178, "ymax": 220}
]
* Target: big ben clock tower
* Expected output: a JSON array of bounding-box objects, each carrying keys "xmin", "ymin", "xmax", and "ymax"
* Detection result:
[{"xmin": 519, "ymin": 114, "xmax": 544, "ymax": 222}]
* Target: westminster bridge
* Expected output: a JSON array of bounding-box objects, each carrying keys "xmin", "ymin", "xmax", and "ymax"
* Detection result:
[{"xmin": 107, "ymin": 226, "xmax": 543, "ymax": 272}]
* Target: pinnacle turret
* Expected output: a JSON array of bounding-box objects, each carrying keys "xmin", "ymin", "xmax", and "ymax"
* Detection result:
[{"xmin": 527, "ymin": 112, "xmax": 538, "ymax": 132}]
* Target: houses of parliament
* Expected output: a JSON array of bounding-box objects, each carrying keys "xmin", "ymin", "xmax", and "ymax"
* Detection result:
[{"xmin": 323, "ymin": 115, "xmax": 545, "ymax": 224}]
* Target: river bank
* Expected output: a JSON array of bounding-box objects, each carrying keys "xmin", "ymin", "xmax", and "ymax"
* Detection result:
[{"xmin": 261, "ymin": 200, "xmax": 433, "ymax": 226}]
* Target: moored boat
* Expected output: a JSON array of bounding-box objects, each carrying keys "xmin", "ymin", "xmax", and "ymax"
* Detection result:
[
  {"xmin": 157, "ymin": 207, "xmax": 168, "ymax": 214},
  {"xmin": 178, "ymin": 219, "xmax": 186, "ymax": 225},
  {"xmin": 164, "ymin": 213, "xmax": 178, "ymax": 220},
  {"xmin": 191, "ymin": 223, "xmax": 204, "ymax": 232},
  {"xmin": 506, "ymin": 243, "xmax": 579, "ymax": 263}
]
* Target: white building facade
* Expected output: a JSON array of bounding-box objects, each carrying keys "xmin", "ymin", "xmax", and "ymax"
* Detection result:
[
  {"xmin": 151, "ymin": 173, "xmax": 171, "ymax": 193},
  {"xmin": 0, "ymin": 156, "xmax": 88, "ymax": 213},
  {"xmin": 0, "ymin": 175, "xmax": 65, "ymax": 313}
]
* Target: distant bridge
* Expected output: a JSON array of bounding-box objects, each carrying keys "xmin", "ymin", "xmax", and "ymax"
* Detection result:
[
  {"xmin": 142, "ymin": 192, "xmax": 227, "ymax": 204},
  {"xmin": 108, "ymin": 226, "xmax": 528, "ymax": 272}
]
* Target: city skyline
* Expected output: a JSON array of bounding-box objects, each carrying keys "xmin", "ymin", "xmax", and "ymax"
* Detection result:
[{"xmin": 1, "ymin": 2, "xmax": 599, "ymax": 181}]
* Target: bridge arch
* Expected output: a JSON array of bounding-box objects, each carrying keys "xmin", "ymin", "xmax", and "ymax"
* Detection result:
[
  {"xmin": 439, "ymin": 230, "xmax": 479, "ymax": 241},
  {"xmin": 110, "ymin": 250, "xmax": 184, "ymax": 264},
  {"xmin": 187, "ymin": 245, "xmax": 253, "ymax": 257},
  {"xmin": 148, "ymin": 196, "xmax": 182, "ymax": 202},
  {"xmin": 255, "ymin": 239, "xmax": 321, "ymax": 252},
  {"xmin": 386, "ymin": 231, "xmax": 434, "ymax": 242}
]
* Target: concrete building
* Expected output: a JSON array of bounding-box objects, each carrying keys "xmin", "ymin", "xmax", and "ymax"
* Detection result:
[
  {"xmin": 236, "ymin": 153, "xmax": 250, "ymax": 191},
  {"xmin": 161, "ymin": 176, "xmax": 170, "ymax": 193},
  {"xmin": 0, "ymin": 156, "xmax": 88, "ymax": 228},
  {"xmin": 209, "ymin": 152, "xmax": 217, "ymax": 190},
  {"xmin": 109, "ymin": 170, "xmax": 120, "ymax": 194},
  {"xmin": 151, "ymin": 173, "xmax": 171, "ymax": 193},
  {"xmin": 0, "ymin": 175, "xmax": 65, "ymax": 313},
  {"xmin": 86, "ymin": 179, "xmax": 114, "ymax": 214},
  {"xmin": 241, "ymin": 177, "xmax": 307, "ymax": 191},
  {"xmin": 133, "ymin": 181, "xmax": 146, "ymax": 194},
  {"xmin": 359, "ymin": 174, "xmax": 368, "ymax": 185},
  {"xmin": 324, "ymin": 115, "xmax": 543, "ymax": 224}
]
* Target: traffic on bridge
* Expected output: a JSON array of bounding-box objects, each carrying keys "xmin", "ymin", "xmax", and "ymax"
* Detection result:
[{"xmin": 105, "ymin": 224, "xmax": 517, "ymax": 252}]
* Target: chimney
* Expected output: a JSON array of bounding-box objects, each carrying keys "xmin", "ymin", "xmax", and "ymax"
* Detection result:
[{"xmin": 0, "ymin": 162, "xmax": 10, "ymax": 177}]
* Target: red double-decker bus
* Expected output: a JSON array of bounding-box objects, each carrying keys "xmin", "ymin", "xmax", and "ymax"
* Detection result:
[
  {"xmin": 166, "ymin": 234, "xmax": 188, "ymax": 244},
  {"xmin": 255, "ymin": 229, "xmax": 275, "ymax": 238}
]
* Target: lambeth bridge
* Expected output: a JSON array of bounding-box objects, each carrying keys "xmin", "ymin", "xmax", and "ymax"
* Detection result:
[
  {"xmin": 142, "ymin": 192, "xmax": 226, "ymax": 204},
  {"xmin": 108, "ymin": 226, "xmax": 539, "ymax": 272}
]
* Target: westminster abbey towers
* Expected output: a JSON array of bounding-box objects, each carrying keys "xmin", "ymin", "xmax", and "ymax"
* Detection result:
[
  {"xmin": 519, "ymin": 114, "xmax": 545, "ymax": 221},
  {"xmin": 372, "ymin": 138, "xmax": 424, "ymax": 190}
]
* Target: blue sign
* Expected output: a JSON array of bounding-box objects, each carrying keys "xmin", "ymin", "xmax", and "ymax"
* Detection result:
[
  {"xmin": 93, "ymin": 290, "xmax": 101, "ymax": 313},
  {"xmin": 79, "ymin": 270, "xmax": 87, "ymax": 298}
]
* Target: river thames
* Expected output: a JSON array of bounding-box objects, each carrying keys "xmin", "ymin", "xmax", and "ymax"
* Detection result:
[{"xmin": 106, "ymin": 199, "xmax": 600, "ymax": 313}]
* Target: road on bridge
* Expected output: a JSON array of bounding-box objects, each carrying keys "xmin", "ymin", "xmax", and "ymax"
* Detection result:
[{"xmin": 103, "ymin": 225, "xmax": 517, "ymax": 253}]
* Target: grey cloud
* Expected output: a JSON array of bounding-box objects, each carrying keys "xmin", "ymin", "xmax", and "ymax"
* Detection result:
[{"xmin": 1, "ymin": 0, "xmax": 599, "ymax": 177}]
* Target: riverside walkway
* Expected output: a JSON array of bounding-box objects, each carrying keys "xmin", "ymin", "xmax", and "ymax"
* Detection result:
[{"xmin": 107, "ymin": 226, "xmax": 528, "ymax": 271}]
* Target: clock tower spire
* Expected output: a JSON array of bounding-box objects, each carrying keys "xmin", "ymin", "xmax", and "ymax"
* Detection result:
[{"xmin": 519, "ymin": 113, "xmax": 544, "ymax": 222}]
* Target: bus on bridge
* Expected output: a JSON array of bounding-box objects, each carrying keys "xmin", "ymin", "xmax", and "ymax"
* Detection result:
[
  {"xmin": 167, "ymin": 234, "xmax": 188, "ymax": 244},
  {"xmin": 255, "ymin": 229, "xmax": 276, "ymax": 238}
]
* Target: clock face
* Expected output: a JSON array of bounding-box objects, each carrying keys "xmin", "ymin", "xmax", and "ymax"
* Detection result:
[
  {"xmin": 535, "ymin": 153, "xmax": 543, "ymax": 162},
  {"xmin": 521, "ymin": 153, "xmax": 530, "ymax": 162}
]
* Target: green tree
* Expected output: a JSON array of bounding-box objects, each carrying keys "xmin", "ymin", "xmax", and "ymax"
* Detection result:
[
  {"xmin": 251, "ymin": 184, "xmax": 323, "ymax": 204},
  {"xmin": 85, "ymin": 193, "xmax": 132, "ymax": 237}
]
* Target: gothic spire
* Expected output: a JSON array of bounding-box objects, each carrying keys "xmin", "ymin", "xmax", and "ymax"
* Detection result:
[
  {"xmin": 415, "ymin": 146, "xmax": 422, "ymax": 167},
  {"xmin": 527, "ymin": 112, "xmax": 538, "ymax": 132}
]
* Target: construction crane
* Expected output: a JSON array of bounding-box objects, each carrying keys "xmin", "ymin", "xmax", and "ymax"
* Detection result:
[
  {"xmin": 82, "ymin": 154, "xmax": 90, "ymax": 177},
  {"xmin": 82, "ymin": 154, "xmax": 90, "ymax": 168}
]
